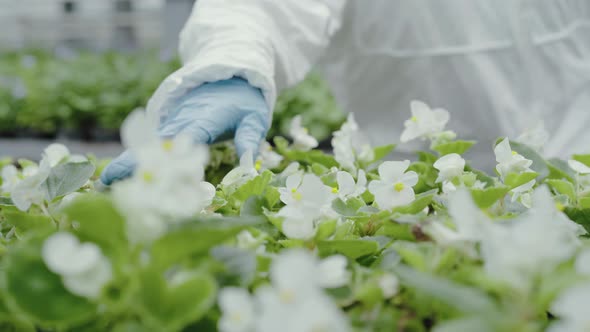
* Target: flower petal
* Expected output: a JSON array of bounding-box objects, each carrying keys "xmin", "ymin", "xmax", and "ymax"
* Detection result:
[
  {"xmin": 378, "ymin": 161, "xmax": 410, "ymax": 182},
  {"xmin": 568, "ymin": 160, "xmax": 590, "ymax": 175},
  {"xmin": 337, "ymin": 171, "xmax": 356, "ymax": 197},
  {"xmin": 399, "ymin": 171, "xmax": 419, "ymax": 187}
]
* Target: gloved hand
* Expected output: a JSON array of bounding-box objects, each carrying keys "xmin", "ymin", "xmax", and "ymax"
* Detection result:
[{"xmin": 100, "ymin": 77, "xmax": 270, "ymax": 185}]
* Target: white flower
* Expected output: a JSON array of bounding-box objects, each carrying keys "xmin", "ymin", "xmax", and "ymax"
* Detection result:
[
  {"xmin": 271, "ymin": 250, "xmax": 349, "ymax": 294},
  {"xmin": 43, "ymin": 144, "xmax": 70, "ymax": 167},
  {"xmin": 433, "ymin": 153, "xmax": 465, "ymax": 183},
  {"xmin": 510, "ymin": 179, "xmax": 536, "ymax": 207},
  {"xmin": 1, "ymin": 165, "xmax": 19, "ymax": 193},
  {"xmin": 494, "ymin": 138, "xmax": 533, "ymax": 178},
  {"xmin": 257, "ymin": 141, "xmax": 283, "ymax": 171},
  {"xmin": 277, "ymin": 173, "xmax": 333, "ymax": 239},
  {"xmin": 42, "ymin": 232, "xmax": 112, "ymax": 299},
  {"xmin": 280, "ymin": 216, "xmax": 316, "ymax": 240},
  {"xmin": 289, "ymin": 115, "xmax": 318, "ymax": 151},
  {"xmin": 368, "ymin": 161, "xmax": 418, "ymax": 210},
  {"xmin": 568, "ymin": 160, "xmax": 590, "ymax": 175},
  {"xmin": 335, "ymin": 170, "xmax": 367, "ymax": 201},
  {"xmin": 331, "ymin": 113, "xmax": 374, "ymax": 172},
  {"xmin": 255, "ymin": 288, "xmax": 350, "ymax": 332},
  {"xmin": 400, "ymin": 101, "xmax": 450, "ymax": 143},
  {"xmin": 278, "ymin": 173, "xmax": 332, "ymax": 220},
  {"xmin": 120, "ymin": 108, "xmax": 160, "ymax": 149},
  {"xmin": 112, "ymin": 110, "xmax": 215, "ymax": 243},
  {"xmin": 316, "ymin": 255, "xmax": 350, "ymax": 289},
  {"xmin": 218, "ymin": 287, "xmax": 255, "ymax": 332},
  {"xmin": 11, "ymin": 159, "xmax": 51, "ymax": 211},
  {"xmin": 280, "ymin": 294, "xmax": 351, "ymax": 332},
  {"xmin": 481, "ymin": 187, "xmax": 583, "ymax": 289},
  {"xmin": 425, "ymin": 189, "xmax": 488, "ymax": 255},
  {"xmin": 516, "ymin": 121, "xmax": 549, "ymax": 153},
  {"xmin": 279, "ymin": 162, "xmax": 302, "ymax": 179},
  {"xmin": 378, "ymin": 274, "xmax": 399, "ymax": 298},
  {"xmin": 42, "ymin": 143, "xmax": 86, "ymax": 167},
  {"xmin": 236, "ymin": 230, "xmax": 266, "ymax": 254},
  {"xmin": 221, "ymin": 151, "xmax": 258, "ymax": 191},
  {"xmin": 575, "ymin": 249, "xmax": 590, "ymax": 276},
  {"xmin": 442, "ymin": 180, "xmax": 457, "ymax": 194},
  {"xmin": 22, "ymin": 165, "xmax": 39, "ymax": 177},
  {"xmin": 547, "ymin": 283, "xmax": 590, "ymax": 332},
  {"xmin": 253, "ymin": 250, "xmax": 351, "ymax": 332}
]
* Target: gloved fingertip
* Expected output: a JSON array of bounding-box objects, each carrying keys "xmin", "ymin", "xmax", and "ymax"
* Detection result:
[
  {"xmin": 100, "ymin": 152, "xmax": 137, "ymax": 185},
  {"xmin": 235, "ymin": 140, "xmax": 261, "ymax": 160}
]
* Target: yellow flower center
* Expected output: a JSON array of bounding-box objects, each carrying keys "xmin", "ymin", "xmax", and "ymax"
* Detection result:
[
  {"xmin": 280, "ymin": 289, "xmax": 295, "ymax": 303},
  {"xmin": 394, "ymin": 182, "xmax": 405, "ymax": 192},
  {"xmin": 511, "ymin": 150, "xmax": 518, "ymax": 156},
  {"xmin": 162, "ymin": 140, "xmax": 174, "ymax": 152},
  {"xmin": 142, "ymin": 171, "xmax": 154, "ymax": 183},
  {"xmin": 410, "ymin": 116, "xmax": 418, "ymax": 122},
  {"xmin": 302, "ymin": 127, "xmax": 309, "ymax": 134},
  {"xmin": 291, "ymin": 188, "xmax": 302, "ymax": 201},
  {"xmin": 230, "ymin": 312, "xmax": 242, "ymax": 322},
  {"xmin": 332, "ymin": 187, "xmax": 339, "ymax": 194},
  {"xmin": 266, "ymin": 145, "xmax": 273, "ymax": 151},
  {"xmin": 255, "ymin": 160, "xmax": 262, "ymax": 171},
  {"xmin": 555, "ymin": 202, "xmax": 565, "ymax": 212}
]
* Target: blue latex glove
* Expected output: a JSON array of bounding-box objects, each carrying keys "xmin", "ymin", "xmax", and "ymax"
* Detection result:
[{"xmin": 100, "ymin": 77, "xmax": 270, "ymax": 185}]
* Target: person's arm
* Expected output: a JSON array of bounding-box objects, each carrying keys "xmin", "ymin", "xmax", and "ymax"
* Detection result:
[
  {"xmin": 101, "ymin": 1, "xmax": 346, "ymax": 185},
  {"xmin": 147, "ymin": 0, "xmax": 347, "ymax": 117}
]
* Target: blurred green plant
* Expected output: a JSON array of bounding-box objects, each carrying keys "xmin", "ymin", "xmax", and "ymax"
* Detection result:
[{"xmin": 0, "ymin": 50, "xmax": 344, "ymax": 142}]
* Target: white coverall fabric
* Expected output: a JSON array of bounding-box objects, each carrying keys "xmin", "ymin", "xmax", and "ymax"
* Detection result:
[{"xmin": 147, "ymin": 0, "xmax": 590, "ymax": 166}]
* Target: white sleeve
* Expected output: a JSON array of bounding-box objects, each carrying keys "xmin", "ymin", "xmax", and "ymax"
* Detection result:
[{"xmin": 146, "ymin": 0, "xmax": 347, "ymax": 119}]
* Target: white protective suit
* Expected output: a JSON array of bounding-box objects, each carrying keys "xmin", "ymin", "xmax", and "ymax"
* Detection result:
[{"xmin": 147, "ymin": 0, "xmax": 590, "ymax": 167}]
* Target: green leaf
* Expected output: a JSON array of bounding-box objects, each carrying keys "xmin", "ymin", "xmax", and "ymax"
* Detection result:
[
  {"xmin": 239, "ymin": 196, "xmax": 265, "ymax": 217},
  {"xmin": 151, "ymin": 216, "xmax": 262, "ymax": 268},
  {"xmin": 311, "ymin": 163, "xmax": 329, "ymax": 176},
  {"xmin": 264, "ymin": 186, "xmax": 280, "ymax": 207},
  {"xmin": 231, "ymin": 171, "xmax": 273, "ymax": 203},
  {"xmin": 317, "ymin": 239, "xmax": 379, "ymax": 259},
  {"xmin": 4, "ymin": 234, "xmax": 96, "ymax": 326},
  {"xmin": 332, "ymin": 197, "xmax": 365, "ymax": 217},
  {"xmin": 572, "ymin": 154, "xmax": 590, "ymax": 167},
  {"xmin": 138, "ymin": 269, "xmax": 217, "ymax": 332},
  {"xmin": 0, "ymin": 197, "xmax": 13, "ymax": 206},
  {"xmin": 470, "ymin": 186, "xmax": 510, "ymax": 209},
  {"xmin": 375, "ymin": 223, "xmax": 415, "ymax": 241},
  {"xmin": 504, "ymin": 172, "xmax": 537, "ymax": 189},
  {"xmin": 2, "ymin": 210, "xmax": 54, "ymax": 232},
  {"xmin": 394, "ymin": 265, "xmax": 498, "ymax": 314},
  {"xmin": 432, "ymin": 140, "xmax": 476, "ymax": 156},
  {"xmin": 407, "ymin": 162, "xmax": 438, "ymax": 193},
  {"xmin": 580, "ymin": 197, "xmax": 590, "ymax": 209},
  {"xmin": 417, "ymin": 151, "xmax": 438, "ymax": 164},
  {"xmin": 42, "ymin": 161, "xmax": 95, "ymax": 201},
  {"xmin": 372, "ymin": 144, "xmax": 396, "ymax": 163},
  {"xmin": 545, "ymin": 179, "xmax": 576, "ymax": 202},
  {"xmin": 508, "ymin": 141, "xmax": 550, "ymax": 179},
  {"xmin": 392, "ymin": 190, "xmax": 436, "ymax": 214},
  {"xmin": 62, "ymin": 195, "xmax": 127, "ymax": 256},
  {"xmin": 466, "ymin": 167, "xmax": 495, "ymax": 188},
  {"xmin": 547, "ymin": 158, "xmax": 574, "ymax": 182},
  {"xmin": 274, "ymin": 137, "xmax": 338, "ymax": 168},
  {"xmin": 564, "ymin": 208, "xmax": 590, "ymax": 233},
  {"xmin": 315, "ymin": 219, "xmax": 337, "ymax": 241}
]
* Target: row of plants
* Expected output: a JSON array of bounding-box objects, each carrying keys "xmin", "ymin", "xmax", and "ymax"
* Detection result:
[
  {"xmin": 0, "ymin": 101, "xmax": 589, "ymax": 331},
  {"xmin": 0, "ymin": 50, "xmax": 344, "ymax": 142}
]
